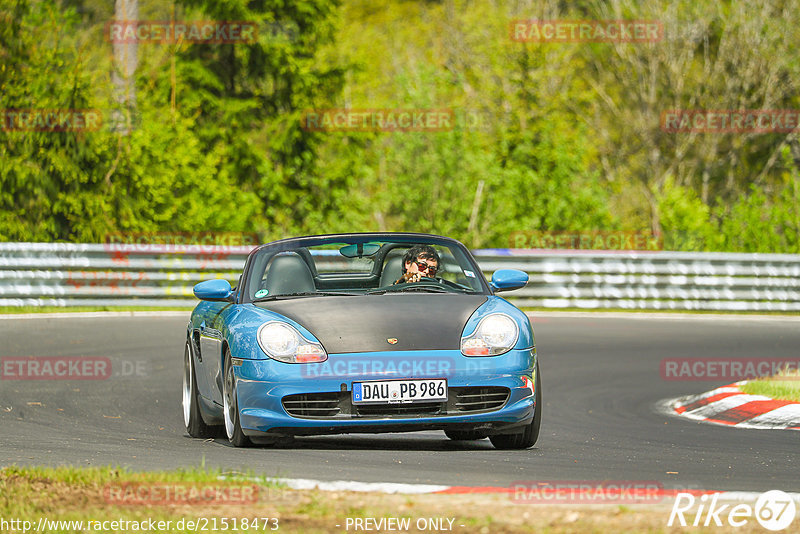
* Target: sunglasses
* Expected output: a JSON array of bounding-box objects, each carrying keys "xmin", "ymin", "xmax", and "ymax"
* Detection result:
[{"xmin": 413, "ymin": 260, "xmax": 438, "ymax": 275}]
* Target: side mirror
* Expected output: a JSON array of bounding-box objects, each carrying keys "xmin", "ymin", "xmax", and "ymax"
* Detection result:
[
  {"xmin": 193, "ymin": 279, "xmax": 233, "ymax": 301},
  {"xmin": 490, "ymin": 269, "xmax": 528, "ymax": 292}
]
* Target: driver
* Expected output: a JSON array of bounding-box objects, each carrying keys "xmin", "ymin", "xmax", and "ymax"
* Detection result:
[{"xmin": 395, "ymin": 244, "xmax": 440, "ymax": 284}]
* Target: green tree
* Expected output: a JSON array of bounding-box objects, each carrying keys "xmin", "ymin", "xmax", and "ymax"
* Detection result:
[
  {"xmin": 0, "ymin": 1, "xmax": 106, "ymax": 240},
  {"xmin": 171, "ymin": 0, "xmax": 349, "ymax": 239}
]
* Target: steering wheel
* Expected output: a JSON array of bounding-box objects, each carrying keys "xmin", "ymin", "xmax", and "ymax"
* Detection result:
[
  {"xmin": 406, "ymin": 275, "xmax": 440, "ymax": 283},
  {"xmin": 386, "ymin": 275, "xmax": 439, "ymax": 286},
  {"xmin": 395, "ymin": 276, "xmax": 446, "ymax": 289}
]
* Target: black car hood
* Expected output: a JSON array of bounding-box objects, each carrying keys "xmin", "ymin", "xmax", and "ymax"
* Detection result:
[{"xmin": 255, "ymin": 294, "xmax": 488, "ymax": 354}]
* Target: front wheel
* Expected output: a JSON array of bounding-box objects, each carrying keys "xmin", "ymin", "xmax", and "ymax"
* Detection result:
[
  {"xmin": 183, "ymin": 341, "xmax": 214, "ymax": 438},
  {"xmin": 490, "ymin": 362, "xmax": 542, "ymax": 450},
  {"xmin": 223, "ymin": 351, "xmax": 251, "ymax": 447}
]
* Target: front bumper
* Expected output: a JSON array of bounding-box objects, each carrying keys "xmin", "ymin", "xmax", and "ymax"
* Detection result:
[{"xmin": 232, "ymin": 348, "xmax": 537, "ymax": 437}]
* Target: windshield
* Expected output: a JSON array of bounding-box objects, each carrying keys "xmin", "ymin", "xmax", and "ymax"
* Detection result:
[{"xmin": 242, "ymin": 235, "xmax": 488, "ymax": 301}]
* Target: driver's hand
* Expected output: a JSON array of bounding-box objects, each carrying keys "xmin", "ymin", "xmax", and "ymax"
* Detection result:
[{"xmin": 402, "ymin": 272, "xmax": 423, "ymax": 283}]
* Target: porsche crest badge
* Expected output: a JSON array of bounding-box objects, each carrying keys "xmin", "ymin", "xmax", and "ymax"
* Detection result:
[{"xmin": 387, "ymin": 338, "xmax": 398, "ymax": 344}]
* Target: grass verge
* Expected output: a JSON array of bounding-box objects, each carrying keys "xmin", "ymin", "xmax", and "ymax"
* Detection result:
[
  {"xmin": 739, "ymin": 369, "xmax": 800, "ymax": 402},
  {"xmin": 0, "ymin": 465, "xmax": 737, "ymax": 533}
]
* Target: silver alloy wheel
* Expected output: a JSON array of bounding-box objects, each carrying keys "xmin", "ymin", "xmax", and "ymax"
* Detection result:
[
  {"xmin": 223, "ymin": 361, "xmax": 235, "ymax": 440},
  {"xmin": 182, "ymin": 343, "xmax": 192, "ymax": 428}
]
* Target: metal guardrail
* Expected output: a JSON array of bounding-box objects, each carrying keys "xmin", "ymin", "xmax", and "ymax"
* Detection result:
[
  {"xmin": 0, "ymin": 243, "xmax": 248, "ymax": 308},
  {"xmin": 473, "ymin": 249, "xmax": 800, "ymax": 311},
  {"xmin": 2, "ymin": 243, "xmax": 800, "ymax": 311}
]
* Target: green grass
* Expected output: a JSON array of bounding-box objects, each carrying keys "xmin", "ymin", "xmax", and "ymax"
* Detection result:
[
  {"xmin": 739, "ymin": 369, "xmax": 800, "ymax": 402},
  {"xmin": 1, "ymin": 464, "xmax": 263, "ymax": 485},
  {"xmin": 0, "ymin": 465, "xmax": 287, "ymax": 534}
]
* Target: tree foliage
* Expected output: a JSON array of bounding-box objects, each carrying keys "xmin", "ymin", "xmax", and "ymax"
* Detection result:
[{"xmin": 1, "ymin": 0, "xmax": 799, "ymax": 252}]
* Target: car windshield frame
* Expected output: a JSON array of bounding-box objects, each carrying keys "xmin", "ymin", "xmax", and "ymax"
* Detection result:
[{"xmin": 239, "ymin": 232, "xmax": 491, "ymax": 303}]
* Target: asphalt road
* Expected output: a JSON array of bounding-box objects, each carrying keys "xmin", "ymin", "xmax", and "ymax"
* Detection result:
[{"xmin": 1, "ymin": 313, "xmax": 798, "ymax": 492}]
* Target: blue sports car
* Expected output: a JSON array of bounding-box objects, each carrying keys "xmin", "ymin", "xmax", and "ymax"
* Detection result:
[{"xmin": 183, "ymin": 233, "xmax": 541, "ymax": 449}]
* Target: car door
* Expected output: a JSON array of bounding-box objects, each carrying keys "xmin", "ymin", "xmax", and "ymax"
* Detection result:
[{"xmin": 198, "ymin": 303, "xmax": 226, "ymax": 405}]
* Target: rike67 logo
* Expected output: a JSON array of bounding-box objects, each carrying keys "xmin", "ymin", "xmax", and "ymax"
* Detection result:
[{"xmin": 669, "ymin": 490, "xmax": 796, "ymax": 531}]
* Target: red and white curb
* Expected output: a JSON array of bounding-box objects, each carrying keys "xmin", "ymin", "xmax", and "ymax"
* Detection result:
[
  {"xmin": 255, "ymin": 478, "xmax": 525, "ymax": 495},
  {"xmin": 246, "ymin": 477, "xmax": 800, "ymax": 506},
  {"xmin": 666, "ymin": 382, "xmax": 800, "ymax": 430}
]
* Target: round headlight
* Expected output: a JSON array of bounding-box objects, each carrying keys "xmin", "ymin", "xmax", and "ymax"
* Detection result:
[
  {"xmin": 259, "ymin": 322, "xmax": 300, "ymax": 357},
  {"xmin": 257, "ymin": 322, "xmax": 327, "ymax": 363},
  {"xmin": 478, "ymin": 314, "xmax": 517, "ymax": 347},
  {"xmin": 461, "ymin": 313, "xmax": 519, "ymax": 356}
]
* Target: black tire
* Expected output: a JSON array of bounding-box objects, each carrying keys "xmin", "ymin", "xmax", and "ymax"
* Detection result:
[
  {"xmin": 444, "ymin": 430, "xmax": 487, "ymax": 441},
  {"xmin": 490, "ymin": 362, "xmax": 542, "ymax": 450},
  {"xmin": 183, "ymin": 341, "xmax": 215, "ymax": 438},
  {"xmin": 223, "ymin": 350, "xmax": 251, "ymax": 447}
]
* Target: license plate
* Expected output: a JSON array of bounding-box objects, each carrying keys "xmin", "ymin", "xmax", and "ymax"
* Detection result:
[{"xmin": 352, "ymin": 379, "xmax": 448, "ymax": 404}]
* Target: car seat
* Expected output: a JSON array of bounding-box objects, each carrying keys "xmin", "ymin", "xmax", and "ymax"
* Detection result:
[{"xmin": 263, "ymin": 252, "xmax": 316, "ymax": 295}]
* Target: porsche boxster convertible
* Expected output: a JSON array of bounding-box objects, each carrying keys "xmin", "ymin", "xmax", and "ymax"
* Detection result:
[{"xmin": 183, "ymin": 233, "xmax": 541, "ymax": 449}]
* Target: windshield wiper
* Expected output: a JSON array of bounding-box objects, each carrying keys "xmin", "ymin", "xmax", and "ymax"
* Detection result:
[
  {"xmin": 366, "ymin": 285, "xmax": 450, "ymax": 294},
  {"xmin": 397, "ymin": 286, "xmax": 449, "ymax": 293},
  {"xmin": 253, "ymin": 291, "xmax": 360, "ymax": 302}
]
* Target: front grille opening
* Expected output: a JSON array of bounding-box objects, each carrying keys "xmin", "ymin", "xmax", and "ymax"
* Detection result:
[
  {"xmin": 282, "ymin": 392, "xmax": 341, "ymax": 418},
  {"xmin": 355, "ymin": 401, "xmax": 443, "ymax": 417},
  {"xmin": 453, "ymin": 387, "xmax": 509, "ymax": 412}
]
